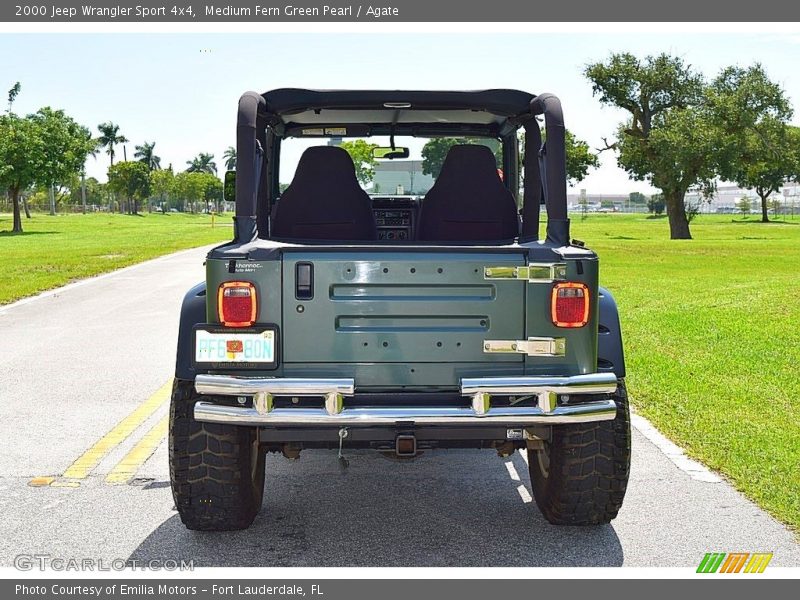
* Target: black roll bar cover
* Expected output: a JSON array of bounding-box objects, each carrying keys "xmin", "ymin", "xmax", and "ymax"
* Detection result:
[
  {"xmin": 520, "ymin": 118, "xmax": 542, "ymax": 242},
  {"xmin": 234, "ymin": 91, "xmax": 267, "ymax": 243},
  {"xmin": 530, "ymin": 93, "xmax": 570, "ymax": 246}
]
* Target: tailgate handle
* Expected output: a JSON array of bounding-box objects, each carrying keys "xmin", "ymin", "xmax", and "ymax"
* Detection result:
[{"xmin": 295, "ymin": 262, "xmax": 314, "ymax": 300}]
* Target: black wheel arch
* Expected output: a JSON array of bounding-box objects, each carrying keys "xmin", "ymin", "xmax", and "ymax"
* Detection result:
[
  {"xmin": 175, "ymin": 282, "xmax": 207, "ymax": 381},
  {"xmin": 597, "ymin": 286, "xmax": 626, "ymax": 378}
]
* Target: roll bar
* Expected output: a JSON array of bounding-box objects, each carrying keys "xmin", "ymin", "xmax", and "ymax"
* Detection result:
[
  {"xmin": 521, "ymin": 94, "xmax": 570, "ymax": 246},
  {"xmin": 234, "ymin": 91, "xmax": 266, "ymax": 243},
  {"xmin": 233, "ymin": 90, "xmax": 570, "ymax": 247}
]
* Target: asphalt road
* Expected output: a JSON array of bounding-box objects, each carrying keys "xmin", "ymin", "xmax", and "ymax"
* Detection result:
[{"xmin": 0, "ymin": 245, "xmax": 798, "ymax": 569}]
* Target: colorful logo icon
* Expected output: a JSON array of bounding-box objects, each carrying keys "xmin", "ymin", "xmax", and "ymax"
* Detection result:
[{"xmin": 697, "ymin": 552, "xmax": 773, "ymax": 573}]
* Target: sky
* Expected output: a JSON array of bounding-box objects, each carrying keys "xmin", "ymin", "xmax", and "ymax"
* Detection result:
[{"xmin": 3, "ymin": 31, "xmax": 800, "ymax": 194}]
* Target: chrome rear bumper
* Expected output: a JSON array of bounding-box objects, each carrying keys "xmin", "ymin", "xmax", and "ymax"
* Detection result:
[{"xmin": 193, "ymin": 373, "xmax": 618, "ymax": 426}]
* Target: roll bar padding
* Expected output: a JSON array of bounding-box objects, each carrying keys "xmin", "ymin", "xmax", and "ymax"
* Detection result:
[
  {"xmin": 530, "ymin": 94, "xmax": 570, "ymax": 246},
  {"xmin": 234, "ymin": 91, "xmax": 266, "ymax": 242}
]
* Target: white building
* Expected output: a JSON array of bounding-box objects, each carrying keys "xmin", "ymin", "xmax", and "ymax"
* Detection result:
[
  {"xmin": 687, "ymin": 182, "xmax": 800, "ymax": 214},
  {"xmin": 371, "ymin": 160, "xmax": 434, "ymax": 195}
]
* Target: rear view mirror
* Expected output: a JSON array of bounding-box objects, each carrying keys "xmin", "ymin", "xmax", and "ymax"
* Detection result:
[
  {"xmin": 373, "ymin": 146, "xmax": 410, "ymax": 160},
  {"xmin": 224, "ymin": 170, "xmax": 236, "ymax": 202}
]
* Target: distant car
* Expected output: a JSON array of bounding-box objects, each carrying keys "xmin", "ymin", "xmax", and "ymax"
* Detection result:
[
  {"xmin": 170, "ymin": 88, "xmax": 630, "ymax": 531},
  {"xmin": 169, "ymin": 208, "xmax": 178, "ymax": 213}
]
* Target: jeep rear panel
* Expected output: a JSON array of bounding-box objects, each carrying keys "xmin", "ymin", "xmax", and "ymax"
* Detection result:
[
  {"xmin": 281, "ymin": 251, "xmax": 525, "ymax": 365},
  {"xmin": 203, "ymin": 243, "xmax": 599, "ymax": 390}
]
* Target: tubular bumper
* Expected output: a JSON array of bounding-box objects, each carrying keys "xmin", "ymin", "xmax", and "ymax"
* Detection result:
[{"xmin": 193, "ymin": 373, "xmax": 618, "ymax": 426}]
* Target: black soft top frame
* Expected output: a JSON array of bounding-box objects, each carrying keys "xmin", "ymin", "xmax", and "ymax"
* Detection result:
[
  {"xmin": 233, "ymin": 88, "xmax": 570, "ymax": 248},
  {"xmin": 264, "ymin": 88, "xmax": 536, "ymax": 118}
]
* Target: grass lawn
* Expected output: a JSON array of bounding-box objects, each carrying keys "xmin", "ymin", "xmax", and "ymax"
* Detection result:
[
  {"xmin": 0, "ymin": 212, "xmax": 233, "ymax": 305},
  {"xmin": 1, "ymin": 210, "xmax": 797, "ymax": 529},
  {"xmin": 571, "ymin": 213, "xmax": 800, "ymax": 530}
]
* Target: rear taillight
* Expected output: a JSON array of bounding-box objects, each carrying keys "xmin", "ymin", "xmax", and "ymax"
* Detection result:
[
  {"xmin": 551, "ymin": 282, "xmax": 590, "ymax": 328},
  {"xmin": 218, "ymin": 281, "xmax": 257, "ymax": 327}
]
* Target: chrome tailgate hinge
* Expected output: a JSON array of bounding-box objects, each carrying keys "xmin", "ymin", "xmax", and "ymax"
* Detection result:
[{"xmin": 484, "ymin": 263, "xmax": 567, "ymax": 283}]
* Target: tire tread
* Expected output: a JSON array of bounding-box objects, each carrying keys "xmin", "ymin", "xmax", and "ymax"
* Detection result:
[
  {"xmin": 169, "ymin": 379, "xmax": 264, "ymax": 531},
  {"xmin": 528, "ymin": 380, "xmax": 631, "ymax": 525}
]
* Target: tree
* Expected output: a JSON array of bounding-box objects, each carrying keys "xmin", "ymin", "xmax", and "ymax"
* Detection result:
[
  {"xmin": 769, "ymin": 196, "xmax": 784, "ymax": 219},
  {"xmin": 193, "ymin": 172, "xmax": 223, "ymax": 213},
  {"xmin": 709, "ymin": 65, "xmax": 797, "ymax": 223},
  {"xmin": 422, "ymin": 133, "xmax": 597, "ymax": 184},
  {"xmin": 29, "ymin": 107, "xmax": 96, "ymax": 216},
  {"xmin": 422, "ymin": 138, "xmax": 459, "ymax": 178},
  {"xmin": 69, "ymin": 176, "xmax": 104, "ymax": 208},
  {"xmin": 563, "ymin": 130, "xmax": 600, "ymax": 184},
  {"xmin": 7, "ymin": 82, "xmax": 20, "ymax": 112},
  {"xmin": 172, "ymin": 171, "xmax": 207, "ymax": 213},
  {"xmin": 587, "ymin": 55, "xmax": 795, "ymax": 238},
  {"xmin": 3, "ymin": 84, "xmax": 97, "ymax": 226},
  {"xmin": 223, "ymin": 146, "xmax": 237, "ymax": 171},
  {"xmin": 96, "ymin": 122, "xmax": 128, "ymax": 166},
  {"xmin": 186, "ymin": 153, "xmax": 217, "ymax": 175},
  {"xmin": 150, "ymin": 167, "xmax": 175, "ymax": 211},
  {"xmin": 79, "ymin": 138, "xmax": 102, "ymax": 214},
  {"xmin": 2, "ymin": 85, "xmax": 96, "ymax": 231},
  {"xmin": 134, "ymin": 141, "xmax": 161, "ymax": 170},
  {"xmin": 586, "ymin": 53, "xmax": 709, "ymax": 239},
  {"xmin": 629, "ymin": 191, "xmax": 647, "ymax": 205},
  {"xmin": 737, "ymin": 196, "xmax": 753, "ymax": 217},
  {"xmin": 579, "ymin": 189, "xmax": 589, "ymax": 220},
  {"xmin": 728, "ymin": 126, "xmax": 799, "ymax": 222},
  {"xmin": 647, "ymin": 194, "xmax": 665, "ymax": 216},
  {"xmin": 685, "ymin": 198, "xmax": 704, "ymax": 222},
  {"xmin": 0, "ymin": 112, "xmax": 40, "ymax": 233},
  {"xmin": 107, "ymin": 161, "xmax": 150, "ymax": 215},
  {"xmin": 207, "ymin": 180, "xmax": 224, "ymax": 213},
  {"xmin": 421, "ymin": 137, "xmax": 502, "ymax": 179},
  {"xmin": 339, "ymin": 139, "xmax": 378, "ymax": 186}
]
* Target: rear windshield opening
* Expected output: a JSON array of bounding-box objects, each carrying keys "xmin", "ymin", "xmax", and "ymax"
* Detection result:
[{"xmin": 266, "ymin": 136, "xmax": 523, "ymax": 244}]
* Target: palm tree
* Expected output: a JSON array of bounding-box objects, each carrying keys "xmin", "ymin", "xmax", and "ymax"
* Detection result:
[
  {"xmin": 80, "ymin": 134, "xmax": 102, "ymax": 214},
  {"xmin": 223, "ymin": 146, "xmax": 237, "ymax": 171},
  {"xmin": 96, "ymin": 122, "xmax": 128, "ymax": 166},
  {"xmin": 7, "ymin": 81, "xmax": 21, "ymax": 113},
  {"xmin": 134, "ymin": 141, "xmax": 161, "ymax": 170},
  {"xmin": 186, "ymin": 152, "xmax": 217, "ymax": 175}
]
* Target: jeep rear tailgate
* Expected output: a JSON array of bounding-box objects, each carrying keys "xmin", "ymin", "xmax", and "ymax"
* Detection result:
[{"xmin": 281, "ymin": 251, "xmax": 526, "ymax": 364}]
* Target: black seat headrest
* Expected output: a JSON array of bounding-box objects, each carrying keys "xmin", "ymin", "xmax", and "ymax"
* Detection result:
[
  {"xmin": 417, "ymin": 144, "xmax": 519, "ymax": 242},
  {"xmin": 291, "ymin": 145, "xmax": 359, "ymax": 183},
  {"xmin": 436, "ymin": 144, "xmax": 503, "ymax": 186},
  {"xmin": 271, "ymin": 145, "xmax": 377, "ymax": 241}
]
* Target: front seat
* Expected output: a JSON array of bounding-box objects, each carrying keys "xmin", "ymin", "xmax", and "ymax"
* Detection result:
[
  {"xmin": 272, "ymin": 146, "xmax": 377, "ymax": 240},
  {"xmin": 417, "ymin": 144, "xmax": 520, "ymax": 241}
]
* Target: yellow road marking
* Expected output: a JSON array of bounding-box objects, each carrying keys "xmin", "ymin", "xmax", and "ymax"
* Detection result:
[
  {"xmin": 51, "ymin": 480, "xmax": 81, "ymax": 488},
  {"xmin": 56, "ymin": 380, "xmax": 171, "ymax": 481},
  {"xmin": 28, "ymin": 476, "xmax": 55, "ymax": 487},
  {"xmin": 105, "ymin": 414, "xmax": 169, "ymax": 485}
]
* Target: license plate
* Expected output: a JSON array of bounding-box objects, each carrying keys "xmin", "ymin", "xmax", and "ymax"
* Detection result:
[{"xmin": 195, "ymin": 328, "xmax": 275, "ymax": 365}]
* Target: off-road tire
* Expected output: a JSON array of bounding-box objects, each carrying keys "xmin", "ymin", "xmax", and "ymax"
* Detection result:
[
  {"xmin": 169, "ymin": 379, "xmax": 265, "ymax": 531},
  {"xmin": 527, "ymin": 379, "xmax": 631, "ymax": 525}
]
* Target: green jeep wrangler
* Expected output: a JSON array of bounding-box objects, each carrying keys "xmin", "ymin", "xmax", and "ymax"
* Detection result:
[{"xmin": 170, "ymin": 88, "xmax": 630, "ymax": 531}]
